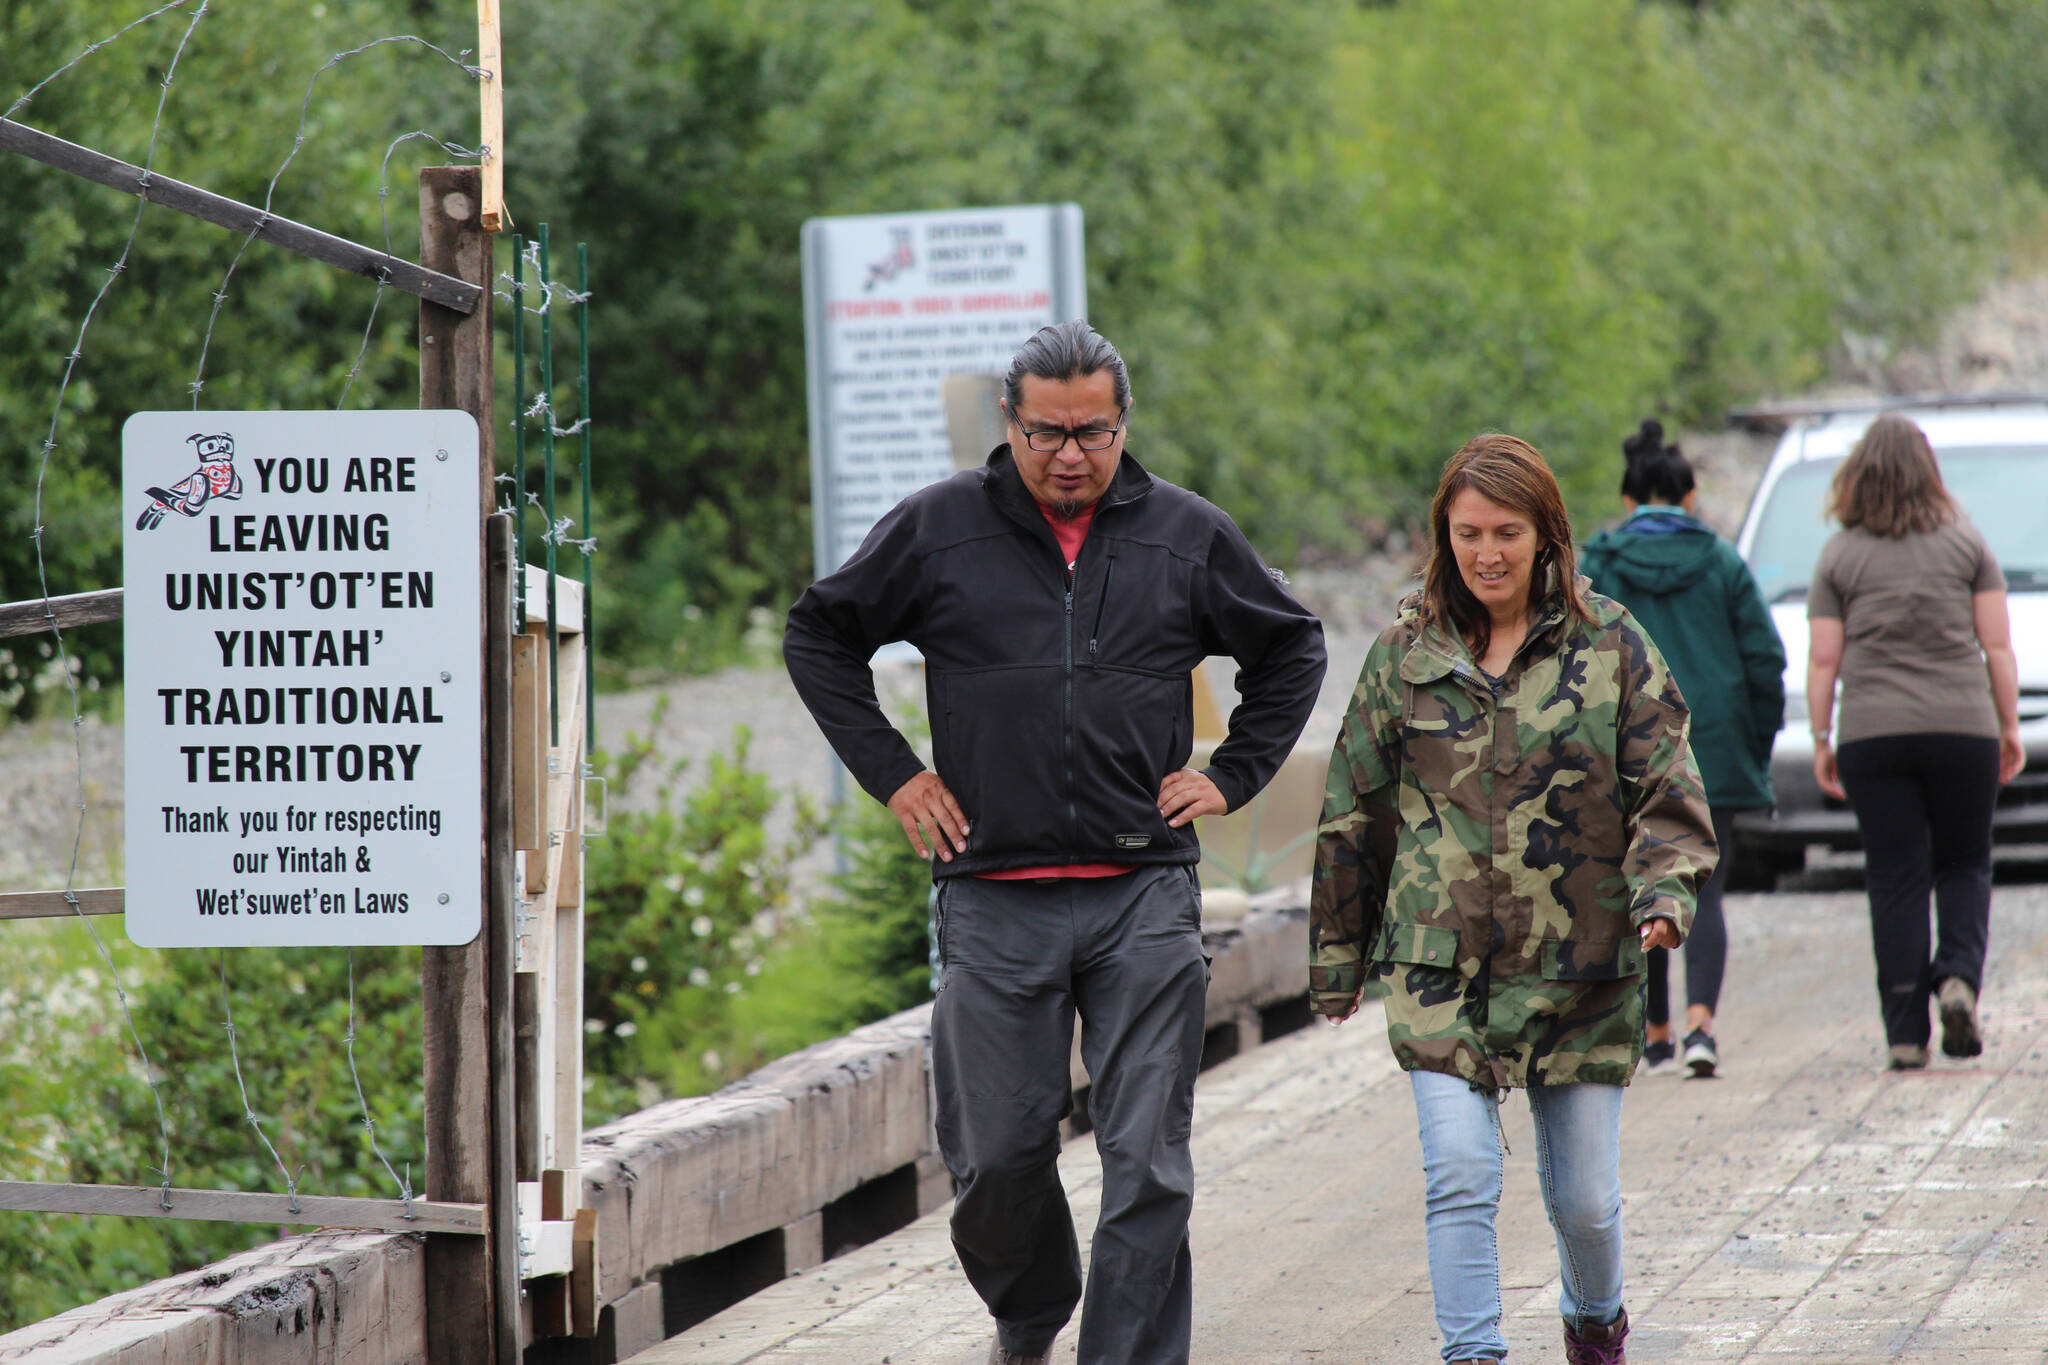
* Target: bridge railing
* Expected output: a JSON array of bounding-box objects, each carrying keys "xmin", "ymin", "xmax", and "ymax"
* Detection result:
[{"xmin": 0, "ymin": 884, "xmax": 1312, "ymax": 1364}]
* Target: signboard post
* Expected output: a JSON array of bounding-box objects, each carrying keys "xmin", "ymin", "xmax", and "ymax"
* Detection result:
[
  {"xmin": 800, "ymin": 203, "xmax": 1086, "ymax": 578},
  {"xmin": 122, "ymin": 409, "xmax": 482, "ymax": 948}
]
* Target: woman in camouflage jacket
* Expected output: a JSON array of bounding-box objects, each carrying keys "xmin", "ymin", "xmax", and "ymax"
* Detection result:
[{"xmin": 1310, "ymin": 434, "xmax": 1716, "ymax": 1365}]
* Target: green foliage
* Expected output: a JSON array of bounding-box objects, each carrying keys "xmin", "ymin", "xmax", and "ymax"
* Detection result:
[
  {"xmin": 0, "ymin": 917, "xmax": 422, "ymax": 1333},
  {"xmin": 729, "ymin": 783, "xmax": 935, "ymax": 1058},
  {"xmin": 0, "ymin": 1, "xmax": 473, "ymax": 717},
  {"xmin": 577, "ymin": 710, "xmax": 934, "ymax": 1124},
  {"xmin": 579, "ymin": 706, "xmax": 827, "ymax": 1119}
]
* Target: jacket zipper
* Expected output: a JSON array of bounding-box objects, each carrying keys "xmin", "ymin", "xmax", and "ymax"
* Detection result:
[
  {"xmin": 1063, "ymin": 564, "xmax": 1079, "ymax": 849},
  {"xmin": 1087, "ymin": 554, "xmax": 1117, "ymax": 660}
]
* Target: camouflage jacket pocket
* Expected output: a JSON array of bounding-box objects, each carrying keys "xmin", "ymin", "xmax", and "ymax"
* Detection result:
[
  {"xmin": 1380, "ymin": 920, "xmax": 1462, "ymax": 969},
  {"xmin": 1540, "ymin": 936, "xmax": 1644, "ymax": 981}
]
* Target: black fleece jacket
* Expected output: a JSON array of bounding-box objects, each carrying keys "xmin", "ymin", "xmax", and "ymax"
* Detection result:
[{"xmin": 784, "ymin": 447, "xmax": 1326, "ymax": 877}]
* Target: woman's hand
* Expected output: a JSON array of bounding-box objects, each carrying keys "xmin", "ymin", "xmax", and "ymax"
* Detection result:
[
  {"xmin": 1313, "ymin": 989, "xmax": 1361, "ymax": 1025},
  {"xmin": 1639, "ymin": 918, "xmax": 1681, "ymax": 952},
  {"xmin": 1813, "ymin": 738, "xmax": 1846, "ymax": 801},
  {"xmin": 2000, "ymin": 725, "xmax": 2027, "ymax": 786}
]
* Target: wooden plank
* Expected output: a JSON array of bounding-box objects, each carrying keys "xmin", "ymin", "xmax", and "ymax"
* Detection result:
[
  {"xmin": 0, "ymin": 119, "xmax": 481, "ymax": 313},
  {"xmin": 0, "ymin": 1180, "xmax": 483, "ymax": 1235},
  {"xmin": 553, "ymin": 798, "xmax": 586, "ymax": 1166},
  {"xmin": 522, "ymin": 565, "xmax": 584, "ymax": 630},
  {"xmin": 528, "ymin": 633, "xmax": 586, "ymax": 903},
  {"xmin": 571, "ymin": 1207, "xmax": 599, "ymax": 1337},
  {"xmin": 511, "ymin": 632, "xmax": 545, "ymax": 853},
  {"xmin": 0, "ymin": 588, "xmax": 121, "ymax": 640},
  {"xmin": 477, "ymin": 0, "xmax": 509, "ymax": 233},
  {"xmin": 0, "ymin": 888, "xmax": 122, "ymax": 920},
  {"xmin": 420, "ymin": 163, "xmax": 508, "ymax": 1365},
  {"xmin": 541, "ymin": 1169, "xmax": 572, "ymax": 1221}
]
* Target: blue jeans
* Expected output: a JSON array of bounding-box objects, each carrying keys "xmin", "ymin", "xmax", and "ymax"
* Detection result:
[{"xmin": 1410, "ymin": 1070, "xmax": 1626, "ymax": 1362}]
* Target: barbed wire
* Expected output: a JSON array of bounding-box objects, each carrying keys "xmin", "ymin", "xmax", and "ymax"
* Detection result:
[
  {"xmin": 336, "ymin": 128, "xmax": 485, "ymax": 410},
  {"xmin": 495, "ymin": 237, "xmax": 592, "ymax": 316},
  {"xmin": 217, "ymin": 953, "xmax": 304, "ymax": 1213},
  {"xmin": 13, "ymin": 10, "xmax": 495, "ymax": 1220},
  {"xmin": 2, "ymin": 0, "xmax": 196, "ymax": 124},
  {"xmin": 20, "ymin": 0, "xmax": 221, "ymax": 1206},
  {"xmin": 344, "ymin": 949, "xmax": 415, "ymax": 1216},
  {"xmin": 190, "ymin": 34, "xmax": 487, "ymax": 406}
]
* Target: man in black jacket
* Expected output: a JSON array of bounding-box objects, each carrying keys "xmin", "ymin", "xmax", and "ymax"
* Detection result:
[{"xmin": 784, "ymin": 320, "xmax": 1324, "ymax": 1365}]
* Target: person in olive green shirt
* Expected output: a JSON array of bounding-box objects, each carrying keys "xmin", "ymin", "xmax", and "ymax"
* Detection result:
[{"xmin": 1581, "ymin": 420, "xmax": 1785, "ymax": 1078}]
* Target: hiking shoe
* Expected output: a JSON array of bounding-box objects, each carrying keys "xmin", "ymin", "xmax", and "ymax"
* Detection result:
[
  {"xmin": 1682, "ymin": 1027, "xmax": 1719, "ymax": 1078},
  {"xmin": 1564, "ymin": 1305, "xmax": 1629, "ymax": 1364},
  {"xmin": 1888, "ymin": 1043, "xmax": 1930, "ymax": 1070},
  {"xmin": 1643, "ymin": 1037, "xmax": 1675, "ymax": 1069},
  {"xmin": 1938, "ymin": 977, "xmax": 1984, "ymax": 1058}
]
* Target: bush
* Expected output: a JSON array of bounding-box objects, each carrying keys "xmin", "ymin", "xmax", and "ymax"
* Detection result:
[
  {"xmin": 0, "ymin": 919, "xmax": 423, "ymax": 1332},
  {"xmin": 577, "ymin": 708, "xmax": 936, "ymax": 1123}
]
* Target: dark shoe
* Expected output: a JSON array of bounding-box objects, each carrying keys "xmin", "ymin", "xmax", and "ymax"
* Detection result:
[
  {"xmin": 1449, "ymin": 1359, "xmax": 1501, "ymax": 1364},
  {"xmin": 1643, "ymin": 1037, "xmax": 1675, "ymax": 1069},
  {"xmin": 1564, "ymin": 1306, "xmax": 1629, "ymax": 1364},
  {"xmin": 1682, "ymin": 1026, "xmax": 1719, "ymax": 1078},
  {"xmin": 987, "ymin": 1344, "xmax": 1049, "ymax": 1365},
  {"xmin": 1888, "ymin": 1043, "xmax": 1930, "ymax": 1070},
  {"xmin": 1938, "ymin": 977, "xmax": 1984, "ymax": 1058}
]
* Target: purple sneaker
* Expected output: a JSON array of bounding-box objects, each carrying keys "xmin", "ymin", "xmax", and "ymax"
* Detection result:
[{"xmin": 1564, "ymin": 1306, "xmax": 1629, "ymax": 1364}]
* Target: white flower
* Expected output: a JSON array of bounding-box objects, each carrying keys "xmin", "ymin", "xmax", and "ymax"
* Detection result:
[
  {"xmin": 723, "ymin": 980, "xmax": 742, "ymax": 995},
  {"xmin": 688, "ymin": 967, "xmax": 712, "ymax": 988},
  {"xmin": 745, "ymin": 958, "xmax": 764, "ymax": 977},
  {"xmin": 613, "ymin": 1021, "xmax": 638, "ymax": 1038},
  {"xmin": 629, "ymin": 955, "xmax": 648, "ymax": 973},
  {"xmin": 699, "ymin": 1048, "xmax": 723, "ymax": 1072},
  {"xmin": 584, "ymin": 1018, "xmax": 606, "ymax": 1034},
  {"xmin": 683, "ymin": 885, "xmax": 707, "ymax": 908},
  {"xmin": 691, "ymin": 915, "xmax": 714, "ymax": 938},
  {"xmin": 662, "ymin": 873, "xmax": 684, "ymax": 893},
  {"xmin": 738, "ymin": 862, "xmax": 761, "ymax": 880}
]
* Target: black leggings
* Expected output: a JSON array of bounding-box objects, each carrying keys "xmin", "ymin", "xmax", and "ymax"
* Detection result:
[
  {"xmin": 1836, "ymin": 732, "xmax": 1999, "ymax": 1048},
  {"xmin": 1647, "ymin": 805, "xmax": 1735, "ymax": 1026}
]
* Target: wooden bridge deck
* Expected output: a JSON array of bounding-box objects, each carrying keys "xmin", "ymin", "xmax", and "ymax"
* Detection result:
[{"xmin": 633, "ymin": 879, "xmax": 2048, "ymax": 1364}]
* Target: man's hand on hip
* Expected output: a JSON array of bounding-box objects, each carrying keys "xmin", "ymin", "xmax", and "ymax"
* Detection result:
[
  {"xmin": 1158, "ymin": 768, "xmax": 1228, "ymax": 828},
  {"xmin": 887, "ymin": 772, "xmax": 971, "ymax": 862}
]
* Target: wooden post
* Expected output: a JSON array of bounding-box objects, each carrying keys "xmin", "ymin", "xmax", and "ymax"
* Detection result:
[
  {"xmin": 477, "ymin": 0, "xmax": 509, "ymax": 233},
  {"xmin": 419, "ymin": 165, "xmax": 520, "ymax": 1365}
]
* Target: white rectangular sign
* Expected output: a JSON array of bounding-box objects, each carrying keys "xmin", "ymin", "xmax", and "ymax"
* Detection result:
[
  {"xmin": 122, "ymin": 410, "xmax": 482, "ymax": 947},
  {"xmin": 801, "ymin": 203, "xmax": 1086, "ymax": 578}
]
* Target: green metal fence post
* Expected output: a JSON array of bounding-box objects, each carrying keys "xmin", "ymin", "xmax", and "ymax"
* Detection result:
[
  {"xmin": 539, "ymin": 223, "xmax": 559, "ymax": 746},
  {"xmin": 510, "ymin": 234, "xmax": 527, "ymax": 615},
  {"xmin": 577, "ymin": 242, "xmax": 594, "ymax": 755}
]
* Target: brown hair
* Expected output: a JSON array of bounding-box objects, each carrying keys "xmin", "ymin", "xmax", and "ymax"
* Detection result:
[
  {"xmin": 1827, "ymin": 413, "xmax": 1957, "ymax": 537},
  {"xmin": 1420, "ymin": 433, "xmax": 1591, "ymax": 657}
]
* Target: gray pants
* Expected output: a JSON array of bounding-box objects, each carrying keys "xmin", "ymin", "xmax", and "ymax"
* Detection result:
[{"xmin": 931, "ymin": 865, "xmax": 1209, "ymax": 1364}]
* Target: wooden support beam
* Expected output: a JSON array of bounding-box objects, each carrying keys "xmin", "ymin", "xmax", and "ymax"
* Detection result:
[
  {"xmin": 0, "ymin": 888, "xmax": 122, "ymax": 920},
  {"xmin": 420, "ymin": 164, "xmax": 515, "ymax": 1365},
  {"xmin": 511, "ymin": 632, "xmax": 545, "ymax": 853},
  {"xmin": 477, "ymin": 0, "xmax": 509, "ymax": 233},
  {"xmin": 0, "ymin": 119, "xmax": 481, "ymax": 314},
  {"xmin": 0, "ymin": 588, "xmax": 121, "ymax": 640},
  {"xmin": 0, "ymin": 1180, "xmax": 484, "ymax": 1235}
]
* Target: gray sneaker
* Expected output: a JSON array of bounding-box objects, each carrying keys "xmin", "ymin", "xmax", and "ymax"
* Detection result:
[
  {"xmin": 1938, "ymin": 977, "xmax": 1984, "ymax": 1058},
  {"xmin": 1888, "ymin": 1042, "xmax": 1930, "ymax": 1070}
]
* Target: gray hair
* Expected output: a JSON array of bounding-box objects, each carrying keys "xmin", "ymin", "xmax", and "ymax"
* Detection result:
[{"xmin": 1001, "ymin": 320, "xmax": 1131, "ymax": 414}]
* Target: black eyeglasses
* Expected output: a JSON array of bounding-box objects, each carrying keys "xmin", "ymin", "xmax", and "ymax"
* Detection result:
[{"xmin": 1010, "ymin": 405, "xmax": 1128, "ymax": 453}]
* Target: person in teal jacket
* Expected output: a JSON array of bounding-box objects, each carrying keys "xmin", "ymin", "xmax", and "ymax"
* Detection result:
[{"xmin": 1581, "ymin": 419, "xmax": 1785, "ymax": 1078}]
